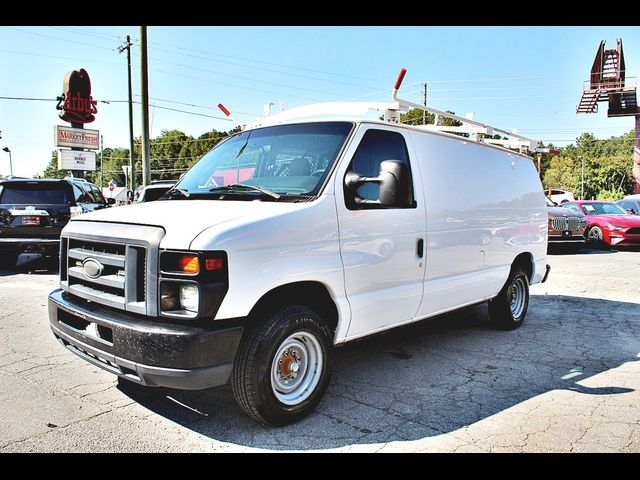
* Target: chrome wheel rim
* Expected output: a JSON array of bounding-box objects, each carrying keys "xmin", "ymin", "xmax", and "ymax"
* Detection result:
[
  {"xmin": 509, "ymin": 277, "xmax": 527, "ymax": 319},
  {"xmin": 589, "ymin": 228, "xmax": 602, "ymax": 241},
  {"xmin": 271, "ymin": 331, "xmax": 323, "ymax": 406}
]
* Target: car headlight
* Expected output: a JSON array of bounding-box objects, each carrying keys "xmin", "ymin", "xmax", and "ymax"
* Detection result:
[
  {"xmin": 160, "ymin": 281, "xmax": 199, "ymax": 317},
  {"xmin": 179, "ymin": 284, "xmax": 199, "ymax": 312},
  {"xmin": 608, "ymin": 225, "xmax": 624, "ymax": 231}
]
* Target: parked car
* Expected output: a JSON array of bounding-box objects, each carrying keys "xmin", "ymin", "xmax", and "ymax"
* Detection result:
[
  {"xmin": 562, "ymin": 200, "xmax": 640, "ymax": 247},
  {"xmin": 616, "ymin": 198, "xmax": 640, "ymax": 215},
  {"xmin": 546, "ymin": 196, "xmax": 587, "ymax": 249},
  {"xmin": 135, "ymin": 180, "xmax": 177, "ymax": 203},
  {"xmin": 48, "ymin": 105, "xmax": 549, "ymax": 426},
  {"xmin": 0, "ymin": 177, "xmax": 114, "ymax": 268},
  {"xmin": 547, "ymin": 188, "xmax": 575, "ymax": 205}
]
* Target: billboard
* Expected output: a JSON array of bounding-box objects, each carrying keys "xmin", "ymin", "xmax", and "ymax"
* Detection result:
[
  {"xmin": 58, "ymin": 149, "xmax": 96, "ymax": 171},
  {"xmin": 54, "ymin": 125, "xmax": 99, "ymax": 150}
]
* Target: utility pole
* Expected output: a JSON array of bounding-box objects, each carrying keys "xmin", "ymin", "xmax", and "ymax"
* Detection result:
[
  {"xmin": 422, "ymin": 82, "xmax": 427, "ymax": 125},
  {"xmin": 118, "ymin": 35, "xmax": 136, "ymax": 194},
  {"xmin": 100, "ymin": 134, "xmax": 104, "ymax": 188},
  {"xmin": 139, "ymin": 26, "xmax": 151, "ymax": 187},
  {"xmin": 581, "ymin": 156, "xmax": 585, "ymax": 200}
]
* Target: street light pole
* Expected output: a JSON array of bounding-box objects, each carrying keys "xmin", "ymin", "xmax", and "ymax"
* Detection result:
[{"xmin": 2, "ymin": 147, "xmax": 12, "ymax": 177}]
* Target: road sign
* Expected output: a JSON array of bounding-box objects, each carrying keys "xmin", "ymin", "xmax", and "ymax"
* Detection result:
[{"xmin": 537, "ymin": 153, "xmax": 543, "ymax": 160}]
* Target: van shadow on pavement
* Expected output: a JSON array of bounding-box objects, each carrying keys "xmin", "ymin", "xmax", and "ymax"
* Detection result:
[{"xmin": 119, "ymin": 294, "xmax": 639, "ymax": 450}]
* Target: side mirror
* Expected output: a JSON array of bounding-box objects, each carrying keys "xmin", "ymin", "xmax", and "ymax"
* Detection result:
[
  {"xmin": 106, "ymin": 198, "xmax": 116, "ymax": 205},
  {"xmin": 345, "ymin": 160, "xmax": 411, "ymax": 207}
]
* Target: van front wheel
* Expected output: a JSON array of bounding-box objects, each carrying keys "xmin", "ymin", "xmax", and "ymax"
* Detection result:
[
  {"xmin": 231, "ymin": 305, "xmax": 334, "ymax": 426},
  {"xmin": 488, "ymin": 267, "xmax": 529, "ymax": 330}
]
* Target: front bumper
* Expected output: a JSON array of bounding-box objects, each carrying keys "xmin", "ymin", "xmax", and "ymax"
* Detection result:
[{"xmin": 48, "ymin": 289, "xmax": 243, "ymax": 390}]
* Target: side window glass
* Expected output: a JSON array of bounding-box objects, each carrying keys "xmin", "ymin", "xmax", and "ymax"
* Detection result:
[
  {"xmin": 75, "ymin": 183, "xmax": 94, "ymax": 203},
  {"xmin": 346, "ymin": 129, "xmax": 414, "ymax": 208},
  {"xmin": 71, "ymin": 183, "xmax": 86, "ymax": 203},
  {"xmin": 91, "ymin": 185, "xmax": 105, "ymax": 204}
]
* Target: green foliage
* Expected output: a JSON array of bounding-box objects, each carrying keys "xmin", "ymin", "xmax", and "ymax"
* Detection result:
[
  {"xmin": 596, "ymin": 188, "xmax": 625, "ymax": 202},
  {"xmin": 543, "ymin": 130, "xmax": 634, "ymax": 200}
]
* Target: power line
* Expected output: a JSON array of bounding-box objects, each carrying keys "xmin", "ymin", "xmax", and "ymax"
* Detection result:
[
  {"xmin": 0, "ymin": 48, "xmax": 122, "ymax": 65},
  {"xmin": 2, "ymin": 26, "xmax": 116, "ymax": 52},
  {"xmin": 47, "ymin": 26, "xmax": 124, "ymax": 42},
  {"xmin": 131, "ymin": 41, "xmax": 384, "ymax": 92},
  {"xmin": 132, "ymin": 37, "xmax": 385, "ymax": 86}
]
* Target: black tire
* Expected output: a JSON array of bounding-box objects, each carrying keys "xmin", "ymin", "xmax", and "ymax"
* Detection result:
[
  {"xmin": 231, "ymin": 305, "xmax": 334, "ymax": 426},
  {"xmin": 488, "ymin": 266, "xmax": 529, "ymax": 330},
  {"xmin": 587, "ymin": 226, "xmax": 606, "ymax": 248}
]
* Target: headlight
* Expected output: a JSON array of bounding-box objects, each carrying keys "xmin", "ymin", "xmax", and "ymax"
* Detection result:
[
  {"xmin": 608, "ymin": 225, "xmax": 624, "ymax": 231},
  {"xmin": 179, "ymin": 284, "xmax": 199, "ymax": 312},
  {"xmin": 160, "ymin": 281, "xmax": 199, "ymax": 317}
]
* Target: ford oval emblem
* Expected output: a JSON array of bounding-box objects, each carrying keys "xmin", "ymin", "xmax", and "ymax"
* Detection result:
[{"xmin": 82, "ymin": 258, "xmax": 104, "ymax": 279}]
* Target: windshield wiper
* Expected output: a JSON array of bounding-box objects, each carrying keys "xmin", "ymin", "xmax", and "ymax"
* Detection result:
[
  {"xmin": 209, "ymin": 183, "xmax": 281, "ymax": 200},
  {"xmin": 161, "ymin": 187, "xmax": 191, "ymax": 199}
]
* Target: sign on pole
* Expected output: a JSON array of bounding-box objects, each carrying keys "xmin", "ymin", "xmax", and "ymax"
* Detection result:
[
  {"xmin": 54, "ymin": 125, "xmax": 99, "ymax": 150},
  {"xmin": 58, "ymin": 149, "xmax": 96, "ymax": 171}
]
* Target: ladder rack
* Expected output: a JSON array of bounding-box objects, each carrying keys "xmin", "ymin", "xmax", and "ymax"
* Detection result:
[{"xmin": 226, "ymin": 68, "xmax": 540, "ymax": 154}]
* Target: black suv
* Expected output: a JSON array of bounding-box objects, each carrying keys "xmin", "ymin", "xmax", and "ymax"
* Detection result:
[{"xmin": 0, "ymin": 177, "xmax": 114, "ymax": 268}]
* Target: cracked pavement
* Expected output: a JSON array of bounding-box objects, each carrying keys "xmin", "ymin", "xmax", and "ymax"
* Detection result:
[{"xmin": 1, "ymin": 247, "xmax": 639, "ymax": 452}]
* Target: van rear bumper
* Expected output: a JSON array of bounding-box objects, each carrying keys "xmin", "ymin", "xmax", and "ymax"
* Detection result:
[{"xmin": 48, "ymin": 289, "xmax": 243, "ymax": 390}]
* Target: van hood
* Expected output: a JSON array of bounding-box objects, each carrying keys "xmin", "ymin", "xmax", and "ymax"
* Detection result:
[{"xmin": 70, "ymin": 199, "xmax": 302, "ymax": 249}]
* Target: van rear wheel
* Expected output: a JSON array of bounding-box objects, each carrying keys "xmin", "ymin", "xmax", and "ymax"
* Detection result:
[
  {"xmin": 488, "ymin": 267, "xmax": 529, "ymax": 330},
  {"xmin": 231, "ymin": 305, "xmax": 334, "ymax": 426}
]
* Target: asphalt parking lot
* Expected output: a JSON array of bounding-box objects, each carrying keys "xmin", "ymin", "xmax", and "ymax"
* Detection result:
[{"xmin": 1, "ymin": 246, "xmax": 639, "ymax": 452}]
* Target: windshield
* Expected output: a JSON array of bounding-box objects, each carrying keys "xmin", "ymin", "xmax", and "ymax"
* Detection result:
[
  {"xmin": 0, "ymin": 182, "xmax": 70, "ymax": 204},
  {"xmin": 174, "ymin": 122, "xmax": 353, "ymax": 199},
  {"xmin": 581, "ymin": 202, "xmax": 628, "ymax": 215}
]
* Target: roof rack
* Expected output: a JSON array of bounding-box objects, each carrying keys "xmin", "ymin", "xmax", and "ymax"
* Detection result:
[{"xmin": 227, "ymin": 68, "xmax": 540, "ymax": 154}]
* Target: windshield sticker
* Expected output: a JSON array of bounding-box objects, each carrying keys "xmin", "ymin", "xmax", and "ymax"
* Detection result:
[{"xmin": 583, "ymin": 205, "xmax": 595, "ymax": 212}]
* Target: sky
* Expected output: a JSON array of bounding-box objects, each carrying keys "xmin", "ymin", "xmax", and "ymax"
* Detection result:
[{"xmin": 0, "ymin": 25, "xmax": 639, "ymax": 178}]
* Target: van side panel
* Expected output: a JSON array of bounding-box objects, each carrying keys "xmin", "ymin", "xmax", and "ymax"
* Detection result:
[
  {"xmin": 189, "ymin": 195, "xmax": 352, "ymax": 342},
  {"xmin": 409, "ymin": 130, "xmax": 546, "ymax": 318}
]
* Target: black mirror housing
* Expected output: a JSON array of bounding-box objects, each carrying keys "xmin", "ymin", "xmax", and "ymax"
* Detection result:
[
  {"xmin": 345, "ymin": 159, "xmax": 411, "ymax": 208},
  {"xmin": 106, "ymin": 198, "xmax": 116, "ymax": 205}
]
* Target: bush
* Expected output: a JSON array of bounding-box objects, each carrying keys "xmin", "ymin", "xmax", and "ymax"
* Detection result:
[{"xmin": 596, "ymin": 188, "xmax": 625, "ymax": 202}]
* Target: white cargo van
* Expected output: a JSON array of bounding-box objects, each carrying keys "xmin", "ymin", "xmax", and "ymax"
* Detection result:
[{"xmin": 48, "ymin": 71, "xmax": 549, "ymax": 425}]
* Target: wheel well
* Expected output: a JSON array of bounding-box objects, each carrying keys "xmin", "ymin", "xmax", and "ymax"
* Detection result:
[
  {"xmin": 248, "ymin": 281, "xmax": 339, "ymax": 337},
  {"xmin": 512, "ymin": 252, "xmax": 534, "ymax": 281}
]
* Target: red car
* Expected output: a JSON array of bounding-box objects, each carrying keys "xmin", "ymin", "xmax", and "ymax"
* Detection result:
[{"xmin": 562, "ymin": 200, "xmax": 640, "ymax": 246}]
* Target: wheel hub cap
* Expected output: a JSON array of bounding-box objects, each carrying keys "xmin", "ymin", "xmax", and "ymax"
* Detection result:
[{"xmin": 271, "ymin": 331, "xmax": 324, "ymax": 406}]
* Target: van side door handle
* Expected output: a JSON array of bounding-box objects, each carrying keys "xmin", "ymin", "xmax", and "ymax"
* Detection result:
[{"xmin": 416, "ymin": 238, "xmax": 424, "ymax": 258}]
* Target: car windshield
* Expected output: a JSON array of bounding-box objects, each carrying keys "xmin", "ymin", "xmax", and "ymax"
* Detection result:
[
  {"xmin": 143, "ymin": 186, "xmax": 173, "ymax": 202},
  {"xmin": 581, "ymin": 202, "xmax": 628, "ymax": 215},
  {"xmin": 173, "ymin": 122, "xmax": 353, "ymax": 200},
  {"xmin": 0, "ymin": 182, "xmax": 70, "ymax": 204}
]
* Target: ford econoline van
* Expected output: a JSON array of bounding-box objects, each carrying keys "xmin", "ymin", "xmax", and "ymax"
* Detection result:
[{"xmin": 48, "ymin": 90, "xmax": 549, "ymax": 425}]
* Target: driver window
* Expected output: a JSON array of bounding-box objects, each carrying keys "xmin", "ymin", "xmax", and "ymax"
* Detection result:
[{"xmin": 347, "ymin": 129, "xmax": 413, "ymax": 204}]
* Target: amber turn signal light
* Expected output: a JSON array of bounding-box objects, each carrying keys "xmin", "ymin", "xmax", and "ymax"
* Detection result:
[
  {"xmin": 205, "ymin": 258, "xmax": 224, "ymax": 271},
  {"xmin": 178, "ymin": 254, "xmax": 199, "ymax": 274}
]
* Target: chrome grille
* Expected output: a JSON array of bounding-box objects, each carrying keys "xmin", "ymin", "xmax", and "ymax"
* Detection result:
[
  {"xmin": 66, "ymin": 239, "xmax": 144, "ymax": 312},
  {"xmin": 551, "ymin": 216, "xmax": 582, "ymax": 231},
  {"xmin": 59, "ymin": 222, "xmax": 164, "ymax": 317}
]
